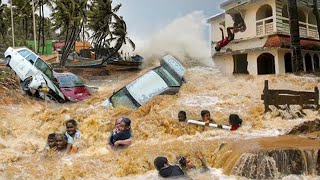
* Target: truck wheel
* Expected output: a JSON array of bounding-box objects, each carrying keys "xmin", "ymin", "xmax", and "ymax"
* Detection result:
[
  {"xmin": 21, "ymin": 78, "xmax": 33, "ymax": 96},
  {"xmin": 5, "ymin": 56, "xmax": 11, "ymax": 67}
]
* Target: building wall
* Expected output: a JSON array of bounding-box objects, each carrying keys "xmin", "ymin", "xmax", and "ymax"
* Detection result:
[
  {"xmin": 214, "ymin": 55, "xmax": 233, "ymax": 74},
  {"xmin": 214, "ymin": 49, "xmax": 280, "ymax": 75}
]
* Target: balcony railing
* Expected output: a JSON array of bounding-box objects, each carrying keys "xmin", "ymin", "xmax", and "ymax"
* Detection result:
[
  {"xmin": 256, "ymin": 17, "xmax": 274, "ymax": 36},
  {"xmin": 256, "ymin": 16, "xmax": 319, "ymax": 39}
]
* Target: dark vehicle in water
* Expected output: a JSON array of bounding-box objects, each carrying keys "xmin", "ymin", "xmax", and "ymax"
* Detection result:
[{"xmin": 54, "ymin": 72, "xmax": 91, "ymax": 102}]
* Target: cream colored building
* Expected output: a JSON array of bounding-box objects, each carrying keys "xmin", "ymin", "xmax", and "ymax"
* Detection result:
[{"xmin": 208, "ymin": 0, "xmax": 320, "ymax": 75}]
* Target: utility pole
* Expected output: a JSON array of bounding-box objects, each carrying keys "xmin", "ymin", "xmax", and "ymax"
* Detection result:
[
  {"xmin": 10, "ymin": 0, "xmax": 14, "ymax": 47},
  {"xmin": 32, "ymin": 0, "xmax": 37, "ymax": 52}
]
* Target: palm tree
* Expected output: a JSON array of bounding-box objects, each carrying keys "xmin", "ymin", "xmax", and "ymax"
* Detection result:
[
  {"xmin": 52, "ymin": 0, "xmax": 88, "ymax": 66},
  {"xmin": 312, "ymin": 0, "xmax": 320, "ymax": 39},
  {"xmin": 109, "ymin": 15, "xmax": 135, "ymax": 58},
  {"xmin": 287, "ymin": 0, "xmax": 304, "ymax": 72},
  {"xmin": 88, "ymin": 0, "xmax": 121, "ymax": 59}
]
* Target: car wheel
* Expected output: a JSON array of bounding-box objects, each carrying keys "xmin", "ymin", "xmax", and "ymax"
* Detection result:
[
  {"xmin": 5, "ymin": 56, "xmax": 11, "ymax": 67},
  {"xmin": 21, "ymin": 78, "xmax": 33, "ymax": 96}
]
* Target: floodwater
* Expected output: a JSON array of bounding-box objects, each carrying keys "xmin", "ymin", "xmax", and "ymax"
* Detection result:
[{"xmin": 0, "ymin": 64, "xmax": 319, "ymax": 179}]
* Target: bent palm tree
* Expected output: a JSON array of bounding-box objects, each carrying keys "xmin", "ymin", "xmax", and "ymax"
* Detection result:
[
  {"xmin": 52, "ymin": 0, "xmax": 88, "ymax": 67},
  {"xmin": 88, "ymin": 0, "xmax": 121, "ymax": 59},
  {"xmin": 110, "ymin": 15, "xmax": 135, "ymax": 55},
  {"xmin": 287, "ymin": 0, "xmax": 304, "ymax": 72}
]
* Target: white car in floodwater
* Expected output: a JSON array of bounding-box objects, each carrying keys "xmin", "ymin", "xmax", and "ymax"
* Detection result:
[
  {"xmin": 4, "ymin": 47, "xmax": 65, "ymax": 101},
  {"xmin": 102, "ymin": 54, "xmax": 186, "ymax": 109}
]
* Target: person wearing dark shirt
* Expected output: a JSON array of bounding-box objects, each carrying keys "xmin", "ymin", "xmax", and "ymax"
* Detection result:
[
  {"xmin": 109, "ymin": 117, "xmax": 133, "ymax": 147},
  {"xmin": 154, "ymin": 156, "xmax": 186, "ymax": 178}
]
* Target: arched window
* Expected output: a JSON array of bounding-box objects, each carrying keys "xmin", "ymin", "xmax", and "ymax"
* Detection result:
[
  {"xmin": 284, "ymin": 53, "xmax": 293, "ymax": 73},
  {"xmin": 309, "ymin": 13, "xmax": 317, "ymax": 25},
  {"xmin": 257, "ymin": 53, "xmax": 275, "ymax": 75},
  {"xmin": 256, "ymin": 4, "xmax": 273, "ymax": 21},
  {"xmin": 305, "ymin": 53, "xmax": 313, "ymax": 72}
]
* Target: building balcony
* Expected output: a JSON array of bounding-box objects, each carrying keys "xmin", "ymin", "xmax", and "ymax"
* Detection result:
[{"xmin": 256, "ymin": 17, "xmax": 319, "ymax": 40}]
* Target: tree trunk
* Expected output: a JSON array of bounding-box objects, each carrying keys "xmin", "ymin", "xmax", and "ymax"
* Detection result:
[
  {"xmin": 37, "ymin": 0, "xmax": 42, "ymax": 54},
  {"xmin": 41, "ymin": 4, "xmax": 45, "ymax": 54},
  {"xmin": 313, "ymin": 0, "xmax": 320, "ymax": 39},
  {"xmin": 287, "ymin": 0, "xmax": 304, "ymax": 72}
]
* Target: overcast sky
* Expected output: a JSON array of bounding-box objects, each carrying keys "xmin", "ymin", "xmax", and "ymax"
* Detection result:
[{"xmin": 3, "ymin": 0, "xmax": 226, "ymax": 41}]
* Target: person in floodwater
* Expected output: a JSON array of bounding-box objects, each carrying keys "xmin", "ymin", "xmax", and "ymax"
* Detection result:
[
  {"xmin": 228, "ymin": 114, "xmax": 243, "ymax": 131},
  {"xmin": 55, "ymin": 133, "xmax": 68, "ymax": 154},
  {"xmin": 216, "ymin": 113, "xmax": 243, "ymax": 131},
  {"xmin": 201, "ymin": 110, "xmax": 216, "ymax": 124},
  {"xmin": 109, "ymin": 117, "xmax": 133, "ymax": 147},
  {"xmin": 177, "ymin": 151, "xmax": 209, "ymax": 175},
  {"xmin": 154, "ymin": 156, "xmax": 186, "ymax": 178},
  {"xmin": 46, "ymin": 133, "xmax": 57, "ymax": 156},
  {"xmin": 65, "ymin": 119, "xmax": 80, "ymax": 153},
  {"xmin": 178, "ymin": 110, "xmax": 187, "ymax": 122}
]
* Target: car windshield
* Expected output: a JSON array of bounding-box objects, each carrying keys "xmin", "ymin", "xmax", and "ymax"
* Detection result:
[
  {"xmin": 34, "ymin": 58, "xmax": 53, "ymax": 80},
  {"xmin": 110, "ymin": 87, "xmax": 140, "ymax": 109},
  {"xmin": 56, "ymin": 74, "xmax": 84, "ymax": 88},
  {"xmin": 153, "ymin": 66, "xmax": 181, "ymax": 86},
  {"xmin": 18, "ymin": 49, "xmax": 32, "ymax": 58}
]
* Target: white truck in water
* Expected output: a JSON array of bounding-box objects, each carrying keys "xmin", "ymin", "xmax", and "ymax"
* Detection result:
[
  {"xmin": 102, "ymin": 54, "xmax": 186, "ymax": 109},
  {"xmin": 5, "ymin": 47, "xmax": 65, "ymax": 101}
]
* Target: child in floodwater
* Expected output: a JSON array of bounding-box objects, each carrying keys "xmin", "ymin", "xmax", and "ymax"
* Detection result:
[
  {"xmin": 55, "ymin": 133, "xmax": 68, "ymax": 155},
  {"xmin": 109, "ymin": 117, "xmax": 133, "ymax": 147},
  {"xmin": 228, "ymin": 114, "xmax": 243, "ymax": 131},
  {"xmin": 65, "ymin": 119, "xmax": 80, "ymax": 153},
  {"xmin": 46, "ymin": 133, "xmax": 57, "ymax": 156},
  {"xmin": 201, "ymin": 110, "xmax": 216, "ymax": 124},
  {"xmin": 178, "ymin": 110, "xmax": 187, "ymax": 122}
]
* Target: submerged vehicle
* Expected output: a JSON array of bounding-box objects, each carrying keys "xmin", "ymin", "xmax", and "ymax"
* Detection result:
[
  {"xmin": 102, "ymin": 54, "xmax": 185, "ymax": 109},
  {"xmin": 4, "ymin": 47, "xmax": 65, "ymax": 101},
  {"xmin": 54, "ymin": 72, "xmax": 91, "ymax": 101}
]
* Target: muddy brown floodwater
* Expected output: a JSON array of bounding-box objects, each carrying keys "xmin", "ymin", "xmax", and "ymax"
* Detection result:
[{"xmin": 0, "ymin": 66, "xmax": 319, "ymax": 179}]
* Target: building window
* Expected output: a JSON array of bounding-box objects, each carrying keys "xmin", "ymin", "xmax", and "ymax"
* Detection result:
[
  {"xmin": 284, "ymin": 53, "xmax": 293, "ymax": 73},
  {"xmin": 257, "ymin": 53, "xmax": 275, "ymax": 75},
  {"xmin": 256, "ymin": 4, "xmax": 273, "ymax": 20},
  {"xmin": 305, "ymin": 53, "xmax": 313, "ymax": 72},
  {"xmin": 256, "ymin": 4, "xmax": 273, "ymax": 36},
  {"xmin": 233, "ymin": 54, "xmax": 249, "ymax": 74}
]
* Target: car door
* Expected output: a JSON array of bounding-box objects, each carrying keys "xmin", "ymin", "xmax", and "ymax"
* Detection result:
[{"xmin": 14, "ymin": 49, "xmax": 34, "ymax": 80}]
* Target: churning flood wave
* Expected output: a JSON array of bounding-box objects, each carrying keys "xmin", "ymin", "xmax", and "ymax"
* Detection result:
[{"xmin": 0, "ymin": 65, "xmax": 319, "ymax": 179}]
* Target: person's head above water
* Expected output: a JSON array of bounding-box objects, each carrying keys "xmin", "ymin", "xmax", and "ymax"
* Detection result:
[
  {"xmin": 66, "ymin": 119, "xmax": 77, "ymax": 136},
  {"xmin": 47, "ymin": 133, "xmax": 56, "ymax": 148},
  {"xmin": 178, "ymin": 111, "xmax": 187, "ymax": 122},
  {"xmin": 201, "ymin": 110, "xmax": 211, "ymax": 121},
  {"xmin": 154, "ymin": 156, "xmax": 169, "ymax": 171},
  {"xmin": 115, "ymin": 118, "xmax": 122, "ymax": 130},
  {"xmin": 229, "ymin": 114, "xmax": 242, "ymax": 126},
  {"xmin": 119, "ymin": 117, "xmax": 131, "ymax": 132},
  {"xmin": 215, "ymin": 45, "xmax": 221, "ymax": 52},
  {"xmin": 55, "ymin": 133, "xmax": 68, "ymax": 151}
]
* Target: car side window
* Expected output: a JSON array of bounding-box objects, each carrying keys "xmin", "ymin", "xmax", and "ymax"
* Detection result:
[
  {"xmin": 34, "ymin": 58, "xmax": 53, "ymax": 80},
  {"xmin": 18, "ymin": 49, "xmax": 32, "ymax": 58},
  {"xmin": 25, "ymin": 53, "xmax": 37, "ymax": 64}
]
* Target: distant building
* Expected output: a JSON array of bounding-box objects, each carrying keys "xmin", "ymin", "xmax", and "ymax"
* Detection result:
[{"xmin": 208, "ymin": 0, "xmax": 320, "ymax": 75}]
